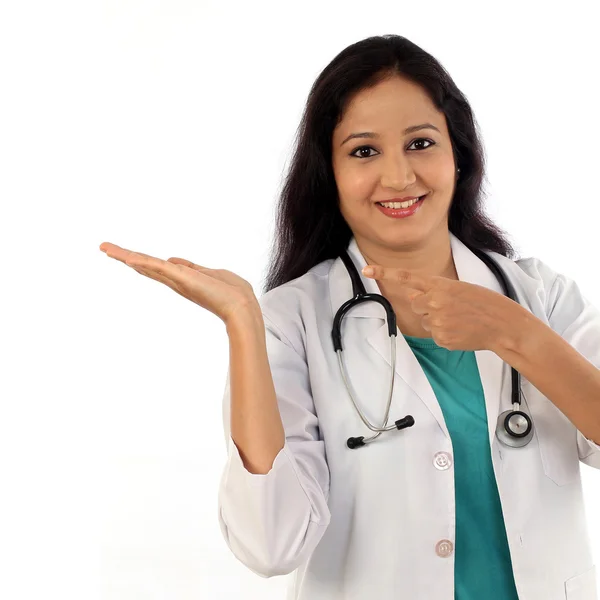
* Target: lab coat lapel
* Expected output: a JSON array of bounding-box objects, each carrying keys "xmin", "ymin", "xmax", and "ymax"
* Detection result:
[{"xmin": 329, "ymin": 233, "xmax": 508, "ymax": 448}]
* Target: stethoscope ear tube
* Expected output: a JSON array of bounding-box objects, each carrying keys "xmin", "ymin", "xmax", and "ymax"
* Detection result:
[{"xmin": 335, "ymin": 243, "xmax": 534, "ymax": 450}]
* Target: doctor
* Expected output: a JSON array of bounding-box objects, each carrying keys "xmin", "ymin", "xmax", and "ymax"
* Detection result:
[{"xmin": 99, "ymin": 39, "xmax": 600, "ymax": 600}]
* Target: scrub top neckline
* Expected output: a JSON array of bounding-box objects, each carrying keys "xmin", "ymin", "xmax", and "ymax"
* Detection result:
[{"xmin": 402, "ymin": 333, "xmax": 444, "ymax": 349}]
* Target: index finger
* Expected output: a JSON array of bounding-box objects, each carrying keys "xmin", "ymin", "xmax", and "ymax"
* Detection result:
[
  {"xmin": 99, "ymin": 242, "xmax": 155, "ymax": 264},
  {"xmin": 362, "ymin": 265, "xmax": 430, "ymax": 292}
]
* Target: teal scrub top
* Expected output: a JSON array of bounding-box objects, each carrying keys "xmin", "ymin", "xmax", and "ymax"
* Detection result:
[{"xmin": 403, "ymin": 333, "xmax": 520, "ymax": 600}]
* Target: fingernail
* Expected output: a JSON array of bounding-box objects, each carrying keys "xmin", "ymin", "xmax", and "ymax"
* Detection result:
[{"xmin": 363, "ymin": 266, "xmax": 374, "ymax": 276}]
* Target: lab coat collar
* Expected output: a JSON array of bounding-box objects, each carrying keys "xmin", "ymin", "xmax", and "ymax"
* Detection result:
[{"xmin": 328, "ymin": 232, "xmax": 508, "ymax": 448}]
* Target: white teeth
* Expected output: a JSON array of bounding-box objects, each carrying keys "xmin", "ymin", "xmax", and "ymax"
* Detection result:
[{"xmin": 379, "ymin": 197, "xmax": 422, "ymax": 209}]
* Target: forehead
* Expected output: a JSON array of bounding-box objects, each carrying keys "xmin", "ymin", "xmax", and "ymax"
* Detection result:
[{"xmin": 333, "ymin": 77, "xmax": 442, "ymax": 139}]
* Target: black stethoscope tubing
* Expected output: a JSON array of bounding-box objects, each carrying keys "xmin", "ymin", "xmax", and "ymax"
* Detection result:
[{"xmin": 332, "ymin": 246, "xmax": 534, "ymax": 450}]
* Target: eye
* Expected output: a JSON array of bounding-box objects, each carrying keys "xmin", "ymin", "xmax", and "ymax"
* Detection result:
[{"xmin": 349, "ymin": 138, "xmax": 435, "ymax": 159}]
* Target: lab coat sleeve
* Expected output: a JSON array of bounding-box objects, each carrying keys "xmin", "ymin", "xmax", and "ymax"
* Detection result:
[
  {"xmin": 217, "ymin": 313, "xmax": 331, "ymax": 578},
  {"xmin": 544, "ymin": 268, "xmax": 600, "ymax": 468}
]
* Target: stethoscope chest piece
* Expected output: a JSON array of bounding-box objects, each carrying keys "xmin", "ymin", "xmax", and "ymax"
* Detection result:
[{"xmin": 495, "ymin": 408, "xmax": 534, "ymax": 448}]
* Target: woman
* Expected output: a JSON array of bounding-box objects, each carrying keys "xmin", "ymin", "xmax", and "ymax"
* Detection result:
[{"xmin": 100, "ymin": 35, "xmax": 600, "ymax": 599}]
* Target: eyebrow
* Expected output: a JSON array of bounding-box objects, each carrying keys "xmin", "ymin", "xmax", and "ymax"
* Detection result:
[{"xmin": 340, "ymin": 123, "xmax": 441, "ymax": 147}]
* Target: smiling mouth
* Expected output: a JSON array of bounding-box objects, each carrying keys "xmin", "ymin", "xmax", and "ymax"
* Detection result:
[{"xmin": 376, "ymin": 194, "xmax": 427, "ymax": 208}]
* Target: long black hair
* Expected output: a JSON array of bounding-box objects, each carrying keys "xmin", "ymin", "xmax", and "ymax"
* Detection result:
[{"xmin": 261, "ymin": 35, "xmax": 520, "ymax": 295}]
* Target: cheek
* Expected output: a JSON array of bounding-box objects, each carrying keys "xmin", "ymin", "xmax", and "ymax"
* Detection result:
[
  {"xmin": 338, "ymin": 195, "xmax": 373, "ymax": 222},
  {"xmin": 335, "ymin": 163, "xmax": 370, "ymax": 191},
  {"xmin": 337, "ymin": 197, "xmax": 371, "ymax": 231},
  {"xmin": 351, "ymin": 173, "xmax": 372, "ymax": 194},
  {"xmin": 339, "ymin": 180, "xmax": 374, "ymax": 211}
]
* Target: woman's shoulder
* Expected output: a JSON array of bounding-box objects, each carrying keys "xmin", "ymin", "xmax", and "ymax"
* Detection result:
[
  {"xmin": 484, "ymin": 250, "xmax": 561, "ymax": 296},
  {"xmin": 256, "ymin": 257, "xmax": 336, "ymax": 354},
  {"xmin": 489, "ymin": 251, "xmax": 594, "ymax": 333}
]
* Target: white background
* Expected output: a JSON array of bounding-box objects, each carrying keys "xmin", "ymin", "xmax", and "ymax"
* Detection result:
[{"xmin": 1, "ymin": 1, "xmax": 599, "ymax": 598}]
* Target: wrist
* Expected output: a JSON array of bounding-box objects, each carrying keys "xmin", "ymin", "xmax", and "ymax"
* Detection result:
[
  {"xmin": 225, "ymin": 303, "xmax": 264, "ymax": 336},
  {"xmin": 491, "ymin": 300, "xmax": 537, "ymax": 357}
]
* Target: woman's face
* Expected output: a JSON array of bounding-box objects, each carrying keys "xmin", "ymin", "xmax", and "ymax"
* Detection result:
[{"xmin": 331, "ymin": 75, "xmax": 459, "ymax": 252}]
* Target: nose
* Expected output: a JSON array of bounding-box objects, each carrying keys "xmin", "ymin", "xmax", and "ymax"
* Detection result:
[{"xmin": 379, "ymin": 155, "xmax": 418, "ymax": 190}]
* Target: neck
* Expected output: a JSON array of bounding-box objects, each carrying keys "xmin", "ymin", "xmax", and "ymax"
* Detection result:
[{"xmin": 357, "ymin": 232, "xmax": 458, "ymax": 281}]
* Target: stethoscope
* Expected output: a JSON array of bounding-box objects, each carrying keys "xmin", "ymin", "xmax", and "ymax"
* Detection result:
[{"xmin": 332, "ymin": 246, "xmax": 534, "ymax": 450}]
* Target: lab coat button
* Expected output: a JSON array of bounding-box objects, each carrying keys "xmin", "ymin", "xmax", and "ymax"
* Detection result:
[
  {"xmin": 435, "ymin": 539, "xmax": 454, "ymax": 557},
  {"xmin": 433, "ymin": 451, "xmax": 452, "ymax": 470}
]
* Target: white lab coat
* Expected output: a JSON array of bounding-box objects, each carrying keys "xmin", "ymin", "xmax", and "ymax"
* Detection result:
[{"xmin": 218, "ymin": 232, "xmax": 600, "ymax": 600}]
